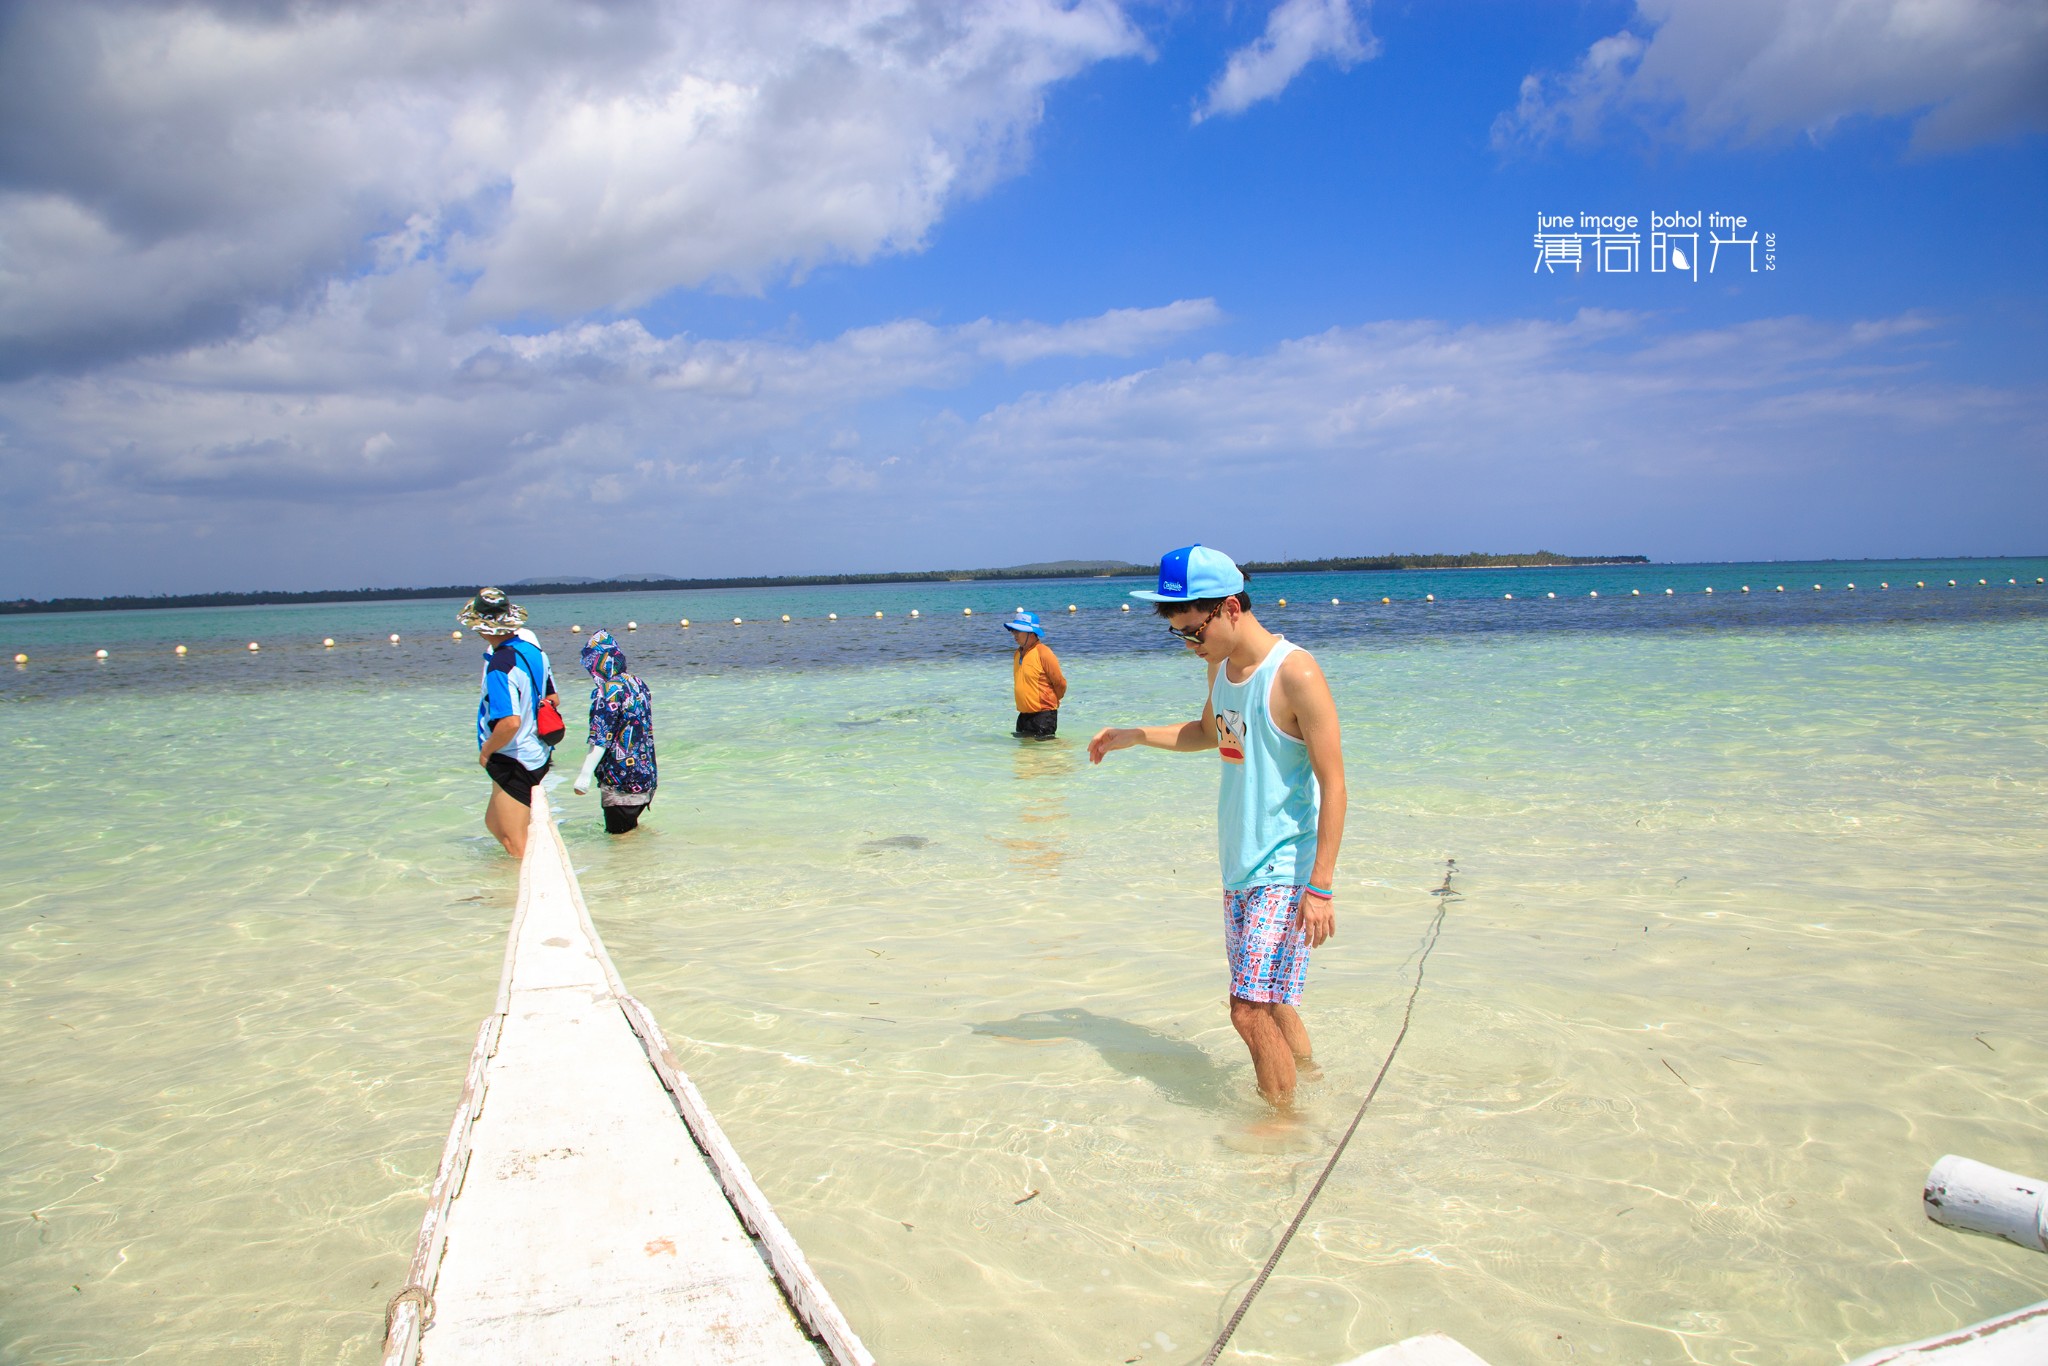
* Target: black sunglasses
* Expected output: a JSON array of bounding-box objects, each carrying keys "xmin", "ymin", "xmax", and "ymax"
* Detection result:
[{"xmin": 1164, "ymin": 602, "xmax": 1225, "ymax": 644}]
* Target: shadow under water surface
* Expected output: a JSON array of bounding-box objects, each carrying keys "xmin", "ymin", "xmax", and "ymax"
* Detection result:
[{"xmin": 970, "ymin": 1008, "xmax": 1234, "ymax": 1111}]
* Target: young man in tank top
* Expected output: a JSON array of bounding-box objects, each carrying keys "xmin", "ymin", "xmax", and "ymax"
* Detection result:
[{"xmin": 1087, "ymin": 545, "xmax": 1346, "ymax": 1111}]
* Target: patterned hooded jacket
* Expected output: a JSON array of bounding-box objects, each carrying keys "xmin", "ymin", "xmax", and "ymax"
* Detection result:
[{"xmin": 579, "ymin": 631, "xmax": 657, "ymax": 795}]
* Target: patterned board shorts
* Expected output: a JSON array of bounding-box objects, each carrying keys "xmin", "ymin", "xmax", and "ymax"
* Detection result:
[{"xmin": 1224, "ymin": 884, "xmax": 1311, "ymax": 1004}]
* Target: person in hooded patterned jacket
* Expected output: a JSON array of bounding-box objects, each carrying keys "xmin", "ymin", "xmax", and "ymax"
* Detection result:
[{"xmin": 571, "ymin": 630, "xmax": 657, "ymax": 834}]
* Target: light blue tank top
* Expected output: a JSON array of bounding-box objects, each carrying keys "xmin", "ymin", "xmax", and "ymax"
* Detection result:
[{"xmin": 1209, "ymin": 638, "xmax": 1319, "ymax": 890}]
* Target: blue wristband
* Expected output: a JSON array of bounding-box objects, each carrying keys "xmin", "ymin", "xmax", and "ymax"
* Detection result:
[{"xmin": 1305, "ymin": 884, "xmax": 1334, "ymax": 899}]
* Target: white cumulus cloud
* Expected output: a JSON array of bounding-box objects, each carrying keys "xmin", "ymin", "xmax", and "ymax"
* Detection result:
[
  {"xmin": 0, "ymin": 284, "xmax": 1222, "ymax": 515},
  {"xmin": 0, "ymin": 0, "xmax": 1146, "ymax": 377},
  {"xmin": 1194, "ymin": 0, "xmax": 1376, "ymax": 123},
  {"xmin": 1495, "ymin": 0, "xmax": 2048, "ymax": 152},
  {"xmin": 2, "ymin": 301, "xmax": 2037, "ymax": 592}
]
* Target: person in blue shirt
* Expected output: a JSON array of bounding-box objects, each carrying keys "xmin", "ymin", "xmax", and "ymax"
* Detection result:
[
  {"xmin": 571, "ymin": 630, "xmax": 657, "ymax": 834},
  {"xmin": 458, "ymin": 588, "xmax": 559, "ymax": 859},
  {"xmin": 1087, "ymin": 546, "xmax": 1348, "ymax": 1115}
]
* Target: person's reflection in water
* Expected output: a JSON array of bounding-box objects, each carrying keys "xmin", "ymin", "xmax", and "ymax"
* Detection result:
[{"xmin": 1002, "ymin": 740, "xmax": 1069, "ymax": 875}]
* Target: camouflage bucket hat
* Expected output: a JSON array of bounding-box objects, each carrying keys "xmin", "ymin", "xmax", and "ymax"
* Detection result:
[{"xmin": 456, "ymin": 586, "xmax": 529, "ymax": 632}]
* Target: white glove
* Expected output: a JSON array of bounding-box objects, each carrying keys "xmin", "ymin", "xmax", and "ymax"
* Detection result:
[{"xmin": 572, "ymin": 745, "xmax": 603, "ymax": 795}]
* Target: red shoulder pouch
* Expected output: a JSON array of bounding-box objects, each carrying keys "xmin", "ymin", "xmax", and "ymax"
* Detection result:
[{"xmin": 535, "ymin": 697, "xmax": 567, "ymax": 746}]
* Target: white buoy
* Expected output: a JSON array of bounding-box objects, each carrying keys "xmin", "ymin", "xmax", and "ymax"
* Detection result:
[
  {"xmin": 1015, "ymin": 606, "xmax": 1024, "ymax": 613},
  {"xmin": 1424, "ymin": 594, "xmax": 1435, "ymax": 602},
  {"xmin": 2037, "ymin": 578, "xmax": 2044, "ymax": 584},
  {"xmin": 1948, "ymin": 580, "xmax": 1957, "ymax": 586},
  {"xmin": 964, "ymin": 608, "xmax": 974, "ymax": 616},
  {"xmin": 680, "ymin": 618, "xmax": 690, "ymax": 628},
  {"xmin": 1880, "ymin": 583, "xmax": 1889, "ymax": 590},
  {"xmin": 910, "ymin": 609, "xmax": 920, "ymax": 618},
  {"xmin": 1978, "ymin": 578, "xmax": 1987, "ymax": 585},
  {"xmin": 1704, "ymin": 587, "xmax": 1713, "ymax": 594},
  {"xmin": 1503, "ymin": 593, "xmax": 1513, "ymax": 600},
  {"xmin": 874, "ymin": 611, "xmax": 884, "ymax": 619},
  {"xmin": 12, "ymin": 653, "xmax": 24, "ymax": 664},
  {"xmin": 1277, "ymin": 598, "xmax": 1288, "ymax": 607},
  {"xmin": 95, "ymin": 648, "xmax": 109, "ymax": 659},
  {"xmin": 1380, "ymin": 597, "xmax": 1390, "ymax": 604},
  {"xmin": 1330, "ymin": 598, "xmax": 1340, "ymax": 605},
  {"xmin": 390, "ymin": 633, "xmax": 401, "ymax": 643},
  {"xmin": 1121, "ymin": 604, "xmax": 1130, "ymax": 612},
  {"xmin": 247, "ymin": 642, "xmax": 260, "ymax": 652},
  {"xmin": 1917, "ymin": 581, "xmax": 1926, "ymax": 588},
  {"xmin": 2009, "ymin": 578, "xmax": 2018, "ymax": 585},
  {"xmin": 1067, "ymin": 604, "xmax": 1076, "ymax": 613},
  {"xmin": 732, "ymin": 617, "xmax": 743, "ymax": 625},
  {"xmin": 323, "ymin": 637, "xmax": 335, "ymax": 648},
  {"xmin": 781, "ymin": 615, "xmax": 791, "ymax": 623},
  {"xmin": 1665, "ymin": 588, "xmax": 1674, "ymax": 595},
  {"xmin": 1776, "ymin": 585, "xmax": 1785, "ymax": 592},
  {"xmin": 571, "ymin": 624, "xmax": 582, "ymax": 633},
  {"xmin": 1546, "ymin": 591, "xmax": 1555, "ymax": 599},
  {"xmin": 1846, "ymin": 583, "xmax": 1856, "ymax": 590},
  {"xmin": 1741, "ymin": 586, "xmax": 1751, "ymax": 593},
  {"xmin": 826, "ymin": 614, "xmax": 836, "ymax": 621},
  {"xmin": 1923, "ymin": 1155, "xmax": 2048, "ymax": 1253},
  {"xmin": 451, "ymin": 630, "xmax": 462, "ymax": 639},
  {"xmin": 627, "ymin": 621, "xmax": 638, "ymax": 631},
  {"xmin": 1589, "ymin": 590, "xmax": 1599, "ymax": 598},
  {"xmin": 175, "ymin": 644, "xmax": 188, "ymax": 655},
  {"xmin": 1631, "ymin": 589, "xmax": 1640, "ymax": 596}
]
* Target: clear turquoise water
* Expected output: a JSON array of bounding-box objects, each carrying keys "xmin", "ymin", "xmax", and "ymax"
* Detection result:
[{"xmin": 2, "ymin": 564, "xmax": 2046, "ymax": 1364}]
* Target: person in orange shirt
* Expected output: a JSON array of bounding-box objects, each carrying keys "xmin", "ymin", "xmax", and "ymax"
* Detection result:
[{"xmin": 1004, "ymin": 611, "xmax": 1067, "ymax": 739}]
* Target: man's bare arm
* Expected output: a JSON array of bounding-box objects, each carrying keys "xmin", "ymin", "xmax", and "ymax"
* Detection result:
[
  {"xmin": 1087, "ymin": 717, "xmax": 1216, "ymax": 762},
  {"xmin": 1277, "ymin": 650, "xmax": 1345, "ymax": 946},
  {"xmin": 1088, "ymin": 663, "xmax": 1218, "ymax": 763},
  {"xmin": 477, "ymin": 714, "xmax": 519, "ymax": 766}
]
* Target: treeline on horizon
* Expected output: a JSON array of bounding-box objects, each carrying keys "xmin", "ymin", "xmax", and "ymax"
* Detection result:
[{"xmin": 0, "ymin": 551, "xmax": 1648, "ymax": 615}]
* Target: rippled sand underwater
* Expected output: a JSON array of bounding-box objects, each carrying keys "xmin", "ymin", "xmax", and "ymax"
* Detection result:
[{"xmin": 3, "ymin": 618, "xmax": 2045, "ymax": 1364}]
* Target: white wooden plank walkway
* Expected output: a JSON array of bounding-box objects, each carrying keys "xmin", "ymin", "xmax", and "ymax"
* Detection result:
[
  {"xmin": 382, "ymin": 789, "xmax": 872, "ymax": 1366},
  {"xmin": 1844, "ymin": 1300, "xmax": 2048, "ymax": 1366}
]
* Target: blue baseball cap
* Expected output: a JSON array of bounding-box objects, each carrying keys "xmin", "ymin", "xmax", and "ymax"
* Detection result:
[
  {"xmin": 1004, "ymin": 611, "xmax": 1043, "ymax": 635},
  {"xmin": 1130, "ymin": 544, "xmax": 1245, "ymax": 602}
]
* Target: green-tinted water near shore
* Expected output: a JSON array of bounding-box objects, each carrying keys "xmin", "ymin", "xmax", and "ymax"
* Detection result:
[{"xmin": 3, "ymin": 606, "xmax": 2045, "ymax": 1363}]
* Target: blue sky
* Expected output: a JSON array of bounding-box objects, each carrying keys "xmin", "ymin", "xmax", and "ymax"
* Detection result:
[{"xmin": 0, "ymin": 0, "xmax": 2042, "ymax": 597}]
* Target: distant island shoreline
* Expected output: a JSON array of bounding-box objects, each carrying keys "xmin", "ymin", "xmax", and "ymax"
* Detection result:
[{"xmin": 2, "ymin": 552, "xmax": 1653, "ymax": 615}]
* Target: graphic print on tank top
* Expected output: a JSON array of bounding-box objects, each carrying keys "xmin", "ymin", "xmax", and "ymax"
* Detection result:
[{"xmin": 1215, "ymin": 707, "xmax": 1247, "ymax": 764}]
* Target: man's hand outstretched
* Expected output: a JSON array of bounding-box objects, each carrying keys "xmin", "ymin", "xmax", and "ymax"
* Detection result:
[{"xmin": 1088, "ymin": 727, "xmax": 1137, "ymax": 764}]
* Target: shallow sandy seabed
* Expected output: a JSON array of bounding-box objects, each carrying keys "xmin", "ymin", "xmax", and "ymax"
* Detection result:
[{"xmin": 2, "ymin": 612, "xmax": 2045, "ymax": 1365}]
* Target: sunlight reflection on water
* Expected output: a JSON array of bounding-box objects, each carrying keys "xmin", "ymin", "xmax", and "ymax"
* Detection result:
[{"xmin": 2, "ymin": 609, "xmax": 2045, "ymax": 1365}]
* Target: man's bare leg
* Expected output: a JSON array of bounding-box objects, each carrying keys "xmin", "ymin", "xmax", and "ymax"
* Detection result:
[
  {"xmin": 1271, "ymin": 1003, "xmax": 1321, "ymax": 1080},
  {"xmin": 484, "ymin": 786, "xmax": 529, "ymax": 859},
  {"xmin": 1230, "ymin": 996, "xmax": 1298, "ymax": 1106}
]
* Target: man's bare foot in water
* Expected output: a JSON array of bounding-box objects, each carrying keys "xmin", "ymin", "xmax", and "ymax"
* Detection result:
[
  {"xmin": 1294, "ymin": 1054, "xmax": 1324, "ymax": 1084},
  {"xmin": 1223, "ymin": 1109, "xmax": 1313, "ymax": 1152}
]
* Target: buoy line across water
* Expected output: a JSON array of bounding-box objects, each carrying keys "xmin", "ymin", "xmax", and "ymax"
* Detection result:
[{"xmin": 1200, "ymin": 858, "xmax": 1459, "ymax": 1366}]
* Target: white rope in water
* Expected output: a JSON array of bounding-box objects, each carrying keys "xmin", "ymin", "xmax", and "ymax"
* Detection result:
[{"xmin": 1200, "ymin": 858, "xmax": 1458, "ymax": 1366}]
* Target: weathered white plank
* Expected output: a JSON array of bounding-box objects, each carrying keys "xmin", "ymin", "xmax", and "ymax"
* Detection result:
[
  {"xmin": 1923, "ymin": 1155, "xmax": 2048, "ymax": 1254},
  {"xmin": 1333, "ymin": 1334, "xmax": 1495, "ymax": 1366},
  {"xmin": 380, "ymin": 1012, "xmax": 499, "ymax": 1366},
  {"xmin": 1844, "ymin": 1301, "xmax": 2048, "ymax": 1366},
  {"xmin": 384, "ymin": 789, "xmax": 866, "ymax": 1366},
  {"xmin": 619, "ymin": 993, "xmax": 876, "ymax": 1366}
]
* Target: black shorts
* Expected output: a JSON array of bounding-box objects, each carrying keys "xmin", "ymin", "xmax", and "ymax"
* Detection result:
[
  {"xmin": 1014, "ymin": 709, "xmax": 1058, "ymax": 739},
  {"xmin": 603, "ymin": 800, "xmax": 649, "ymax": 834},
  {"xmin": 486, "ymin": 752, "xmax": 550, "ymax": 806}
]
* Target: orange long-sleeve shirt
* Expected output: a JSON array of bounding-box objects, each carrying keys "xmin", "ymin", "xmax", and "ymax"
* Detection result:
[{"xmin": 1012, "ymin": 640, "xmax": 1067, "ymax": 713}]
